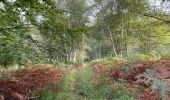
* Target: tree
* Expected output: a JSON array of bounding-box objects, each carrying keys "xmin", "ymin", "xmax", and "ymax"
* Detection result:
[
  {"xmin": 89, "ymin": 0, "xmax": 170, "ymax": 59},
  {"xmin": 89, "ymin": 0, "xmax": 147, "ymax": 59},
  {"xmin": 56, "ymin": 0, "xmax": 90, "ymax": 62},
  {"xmin": 0, "ymin": 0, "xmax": 64, "ymax": 67}
]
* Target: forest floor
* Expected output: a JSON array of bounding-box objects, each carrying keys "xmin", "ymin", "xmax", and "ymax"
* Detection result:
[{"xmin": 0, "ymin": 55, "xmax": 170, "ymax": 100}]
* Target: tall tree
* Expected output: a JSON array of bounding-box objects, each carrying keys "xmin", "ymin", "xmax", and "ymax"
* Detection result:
[
  {"xmin": 57, "ymin": 0, "xmax": 90, "ymax": 62},
  {"xmin": 0, "ymin": 0, "xmax": 65, "ymax": 66}
]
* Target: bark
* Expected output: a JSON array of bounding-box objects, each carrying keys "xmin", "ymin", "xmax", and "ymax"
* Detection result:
[
  {"xmin": 121, "ymin": 12, "xmax": 124, "ymax": 60},
  {"xmin": 99, "ymin": 41, "xmax": 102, "ymax": 59},
  {"xmin": 108, "ymin": 25, "xmax": 119, "ymax": 60}
]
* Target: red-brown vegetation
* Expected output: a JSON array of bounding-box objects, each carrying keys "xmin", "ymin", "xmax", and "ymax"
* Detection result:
[
  {"xmin": 93, "ymin": 60, "xmax": 170, "ymax": 100},
  {"xmin": 0, "ymin": 65, "xmax": 63, "ymax": 100}
]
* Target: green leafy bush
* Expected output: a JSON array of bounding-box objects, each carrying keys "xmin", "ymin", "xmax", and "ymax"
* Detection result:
[
  {"xmin": 90, "ymin": 58, "xmax": 117, "ymax": 67},
  {"xmin": 125, "ymin": 54, "xmax": 159, "ymax": 64},
  {"xmin": 161, "ymin": 52, "xmax": 170, "ymax": 60}
]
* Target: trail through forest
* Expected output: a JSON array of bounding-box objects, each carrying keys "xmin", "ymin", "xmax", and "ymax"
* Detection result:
[{"xmin": 0, "ymin": 0, "xmax": 170, "ymax": 100}]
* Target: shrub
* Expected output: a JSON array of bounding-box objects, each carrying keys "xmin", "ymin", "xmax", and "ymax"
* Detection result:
[
  {"xmin": 161, "ymin": 52, "xmax": 170, "ymax": 60},
  {"xmin": 0, "ymin": 66, "xmax": 63, "ymax": 99},
  {"xmin": 90, "ymin": 58, "xmax": 117, "ymax": 67},
  {"xmin": 125, "ymin": 54, "xmax": 158, "ymax": 64}
]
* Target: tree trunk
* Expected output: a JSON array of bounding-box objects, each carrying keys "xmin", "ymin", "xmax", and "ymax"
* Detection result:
[
  {"xmin": 99, "ymin": 41, "xmax": 102, "ymax": 59},
  {"xmin": 73, "ymin": 50, "xmax": 77, "ymax": 62},
  {"xmin": 121, "ymin": 12, "xmax": 124, "ymax": 60},
  {"xmin": 108, "ymin": 25, "xmax": 119, "ymax": 60}
]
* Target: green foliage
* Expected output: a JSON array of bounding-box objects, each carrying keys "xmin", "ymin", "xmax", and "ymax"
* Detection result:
[
  {"xmin": 56, "ymin": 92, "xmax": 87, "ymax": 100},
  {"xmin": 0, "ymin": 0, "xmax": 83, "ymax": 66},
  {"xmin": 56, "ymin": 65, "xmax": 135, "ymax": 100},
  {"xmin": 31, "ymin": 90, "xmax": 58, "ymax": 100},
  {"xmin": 0, "ymin": 0, "xmax": 170, "ymax": 99},
  {"xmin": 90, "ymin": 58, "xmax": 117, "ymax": 67},
  {"xmin": 112, "ymin": 87, "xmax": 135, "ymax": 100},
  {"xmin": 0, "ymin": 0, "xmax": 63, "ymax": 67},
  {"xmin": 125, "ymin": 54, "xmax": 159, "ymax": 64},
  {"xmin": 0, "ymin": 0, "xmax": 169, "ymax": 66},
  {"xmin": 74, "ymin": 66, "xmax": 135, "ymax": 99},
  {"xmin": 161, "ymin": 52, "xmax": 170, "ymax": 60}
]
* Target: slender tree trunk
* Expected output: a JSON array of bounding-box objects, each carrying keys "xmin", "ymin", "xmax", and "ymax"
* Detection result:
[
  {"xmin": 69, "ymin": 47, "xmax": 72, "ymax": 61},
  {"xmin": 73, "ymin": 50, "xmax": 77, "ymax": 62},
  {"xmin": 125, "ymin": 18, "xmax": 130, "ymax": 57},
  {"xmin": 99, "ymin": 41, "xmax": 102, "ymax": 59},
  {"xmin": 3, "ymin": 60, "xmax": 7, "ymax": 68},
  {"xmin": 80, "ymin": 33, "xmax": 85, "ymax": 62},
  {"xmin": 108, "ymin": 25, "xmax": 118, "ymax": 60},
  {"xmin": 56, "ymin": 56, "xmax": 59, "ymax": 61},
  {"xmin": 121, "ymin": 13, "xmax": 124, "ymax": 60}
]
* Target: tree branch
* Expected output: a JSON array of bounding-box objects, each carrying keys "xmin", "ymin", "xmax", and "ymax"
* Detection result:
[
  {"xmin": 0, "ymin": 25, "xmax": 33, "ymax": 31},
  {"xmin": 138, "ymin": 13, "xmax": 170, "ymax": 24}
]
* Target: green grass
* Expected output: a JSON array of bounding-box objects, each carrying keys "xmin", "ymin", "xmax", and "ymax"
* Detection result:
[{"xmin": 31, "ymin": 64, "xmax": 136, "ymax": 100}]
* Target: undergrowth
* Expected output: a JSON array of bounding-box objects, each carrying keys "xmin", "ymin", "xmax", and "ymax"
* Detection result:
[
  {"xmin": 35, "ymin": 64, "xmax": 135, "ymax": 100},
  {"xmin": 1, "ymin": 54, "xmax": 170, "ymax": 100}
]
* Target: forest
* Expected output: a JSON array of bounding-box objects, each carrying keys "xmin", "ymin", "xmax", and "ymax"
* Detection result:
[{"xmin": 0, "ymin": 0, "xmax": 170, "ymax": 100}]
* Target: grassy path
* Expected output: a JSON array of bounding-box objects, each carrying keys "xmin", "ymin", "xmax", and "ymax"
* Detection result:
[{"xmin": 56, "ymin": 63, "xmax": 88, "ymax": 100}]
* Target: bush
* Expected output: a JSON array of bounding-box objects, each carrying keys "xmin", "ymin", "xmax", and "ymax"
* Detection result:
[
  {"xmin": 0, "ymin": 66, "xmax": 63, "ymax": 99},
  {"xmin": 90, "ymin": 58, "xmax": 118, "ymax": 67},
  {"xmin": 161, "ymin": 52, "xmax": 170, "ymax": 60},
  {"xmin": 125, "ymin": 54, "xmax": 158, "ymax": 64}
]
